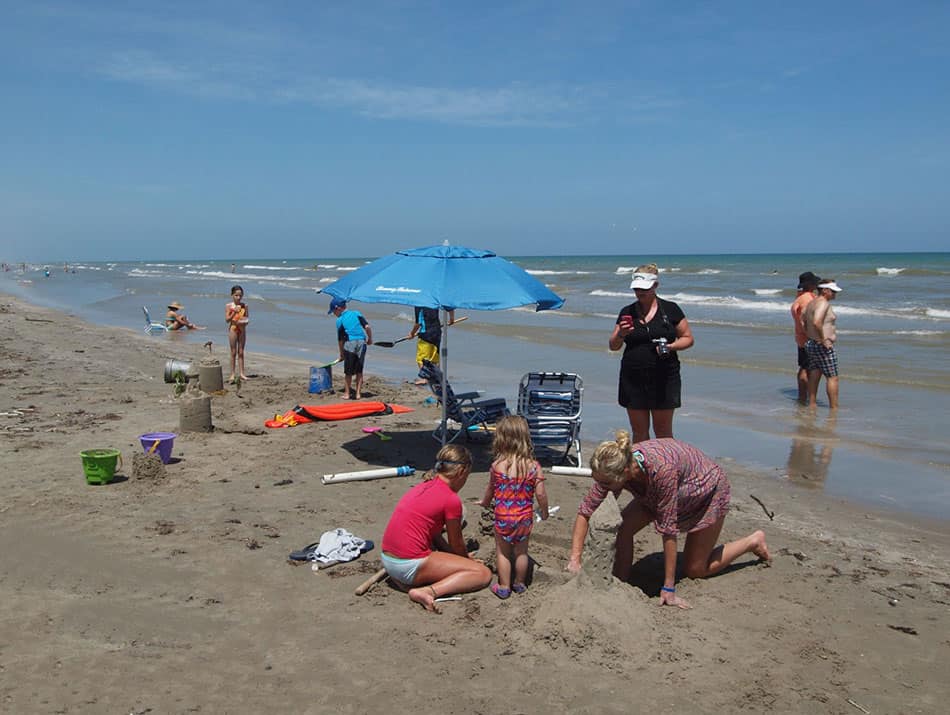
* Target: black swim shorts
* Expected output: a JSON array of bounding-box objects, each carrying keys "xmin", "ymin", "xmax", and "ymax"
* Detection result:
[
  {"xmin": 797, "ymin": 346, "xmax": 809, "ymax": 370},
  {"xmin": 342, "ymin": 340, "xmax": 367, "ymax": 375},
  {"xmin": 618, "ymin": 363, "xmax": 682, "ymax": 410}
]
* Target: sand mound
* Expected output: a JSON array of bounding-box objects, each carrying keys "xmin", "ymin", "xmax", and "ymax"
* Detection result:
[
  {"xmin": 132, "ymin": 452, "xmax": 165, "ymax": 480},
  {"xmin": 505, "ymin": 572, "xmax": 653, "ymax": 666}
]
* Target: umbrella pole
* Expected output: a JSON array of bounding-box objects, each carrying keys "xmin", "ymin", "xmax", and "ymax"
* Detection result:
[{"xmin": 440, "ymin": 307, "xmax": 448, "ymax": 446}]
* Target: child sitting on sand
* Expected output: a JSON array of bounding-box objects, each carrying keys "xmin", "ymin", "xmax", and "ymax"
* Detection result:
[
  {"xmin": 380, "ymin": 444, "xmax": 491, "ymax": 613},
  {"xmin": 225, "ymin": 285, "xmax": 249, "ymax": 383},
  {"xmin": 478, "ymin": 415, "xmax": 549, "ymax": 599}
]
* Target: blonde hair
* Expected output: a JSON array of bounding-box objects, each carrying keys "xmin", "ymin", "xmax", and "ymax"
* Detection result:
[
  {"xmin": 491, "ymin": 415, "xmax": 535, "ymax": 477},
  {"xmin": 636, "ymin": 263, "xmax": 659, "ymax": 276},
  {"xmin": 423, "ymin": 443, "xmax": 472, "ymax": 481},
  {"xmin": 589, "ymin": 430, "xmax": 634, "ymax": 485}
]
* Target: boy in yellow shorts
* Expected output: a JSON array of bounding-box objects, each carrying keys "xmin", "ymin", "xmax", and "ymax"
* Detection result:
[{"xmin": 409, "ymin": 306, "xmax": 454, "ymax": 384}]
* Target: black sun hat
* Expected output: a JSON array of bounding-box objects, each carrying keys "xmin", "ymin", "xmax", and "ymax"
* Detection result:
[{"xmin": 797, "ymin": 272, "xmax": 819, "ymax": 290}]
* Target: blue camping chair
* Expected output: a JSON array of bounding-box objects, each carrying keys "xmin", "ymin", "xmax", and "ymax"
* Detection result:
[
  {"xmin": 419, "ymin": 360, "xmax": 510, "ymax": 443},
  {"xmin": 143, "ymin": 306, "xmax": 168, "ymax": 333},
  {"xmin": 517, "ymin": 372, "xmax": 583, "ymax": 466}
]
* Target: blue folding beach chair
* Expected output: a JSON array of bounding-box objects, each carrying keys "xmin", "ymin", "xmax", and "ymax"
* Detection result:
[
  {"xmin": 419, "ymin": 360, "xmax": 510, "ymax": 443},
  {"xmin": 517, "ymin": 372, "xmax": 583, "ymax": 466},
  {"xmin": 143, "ymin": 306, "xmax": 168, "ymax": 333}
]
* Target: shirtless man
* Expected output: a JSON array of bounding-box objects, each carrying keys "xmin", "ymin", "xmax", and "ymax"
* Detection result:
[
  {"xmin": 802, "ymin": 280, "xmax": 842, "ymax": 409},
  {"xmin": 790, "ymin": 271, "xmax": 820, "ymax": 403}
]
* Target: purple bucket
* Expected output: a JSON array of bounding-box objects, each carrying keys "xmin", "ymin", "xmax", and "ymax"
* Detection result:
[{"xmin": 139, "ymin": 432, "xmax": 176, "ymax": 464}]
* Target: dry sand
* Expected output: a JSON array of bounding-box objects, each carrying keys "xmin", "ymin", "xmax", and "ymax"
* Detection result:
[{"xmin": 1, "ymin": 294, "xmax": 948, "ymax": 714}]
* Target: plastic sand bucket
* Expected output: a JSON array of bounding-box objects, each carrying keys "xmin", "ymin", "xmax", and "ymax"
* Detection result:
[
  {"xmin": 138, "ymin": 432, "xmax": 176, "ymax": 464},
  {"xmin": 80, "ymin": 449, "xmax": 122, "ymax": 485},
  {"xmin": 309, "ymin": 365, "xmax": 333, "ymax": 394},
  {"xmin": 164, "ymin": 359, "xmax": 192, "ymax": 383}
]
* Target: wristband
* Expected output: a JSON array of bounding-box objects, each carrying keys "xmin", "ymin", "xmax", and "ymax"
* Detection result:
[{"xmin": 661, "ymin": 586, "xmax": 676, "ymax": 593}]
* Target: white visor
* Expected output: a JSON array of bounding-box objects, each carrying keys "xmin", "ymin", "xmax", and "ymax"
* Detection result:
[
  {"xmin": 630, "ymin": 272, "xmax": 658, "ymax": 290},
  {"xmin": 818, "ymin": 281, "xmax": 842, "ymax": 292}
]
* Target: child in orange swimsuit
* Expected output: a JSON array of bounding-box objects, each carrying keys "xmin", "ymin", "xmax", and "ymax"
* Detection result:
[
  {"xmin": 225, "ymin": 284, "xmax": 248, "ymax": 382},
  {"xmin": 478, "ymin": 415, "xmax": 549, "ymax": 599}
]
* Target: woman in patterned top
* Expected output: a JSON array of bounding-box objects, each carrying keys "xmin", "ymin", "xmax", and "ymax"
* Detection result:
[{"xmin": 566, "ymin": 433, "xmax": 770, "ymax": 608}]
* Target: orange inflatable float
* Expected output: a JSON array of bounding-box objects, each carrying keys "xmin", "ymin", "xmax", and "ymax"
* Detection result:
[{"xmin": 265, "ymin": 401, "xmax": 413, "ymax": 428}]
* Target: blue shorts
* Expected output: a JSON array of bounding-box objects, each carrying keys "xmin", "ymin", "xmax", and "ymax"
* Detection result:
[{"xmin": 380, "ymin": 552, "xmax": 426, "ymax": 586}]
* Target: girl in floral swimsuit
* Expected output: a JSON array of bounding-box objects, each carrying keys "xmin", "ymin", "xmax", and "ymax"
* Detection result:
[
  {"xmin": 478, "ymin": 415, "xmax": 549, "ymax": 599},
  {"xmin": 225, "ymin": 285, "xmax": 249, "ymax": 383},
  {"xmin": 567, "ymin": 434, "xmax": 770, "ymax": 609}
]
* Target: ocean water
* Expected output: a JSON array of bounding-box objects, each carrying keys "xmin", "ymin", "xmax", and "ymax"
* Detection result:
[{"xmin": 4, "ymin": 252, "xmax": 949, "ymax": 519}]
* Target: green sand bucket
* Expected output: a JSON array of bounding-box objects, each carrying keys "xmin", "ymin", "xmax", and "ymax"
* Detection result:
[{"xmin": 80, "ymin": 449, "xmax": 122, "ymax": 485}]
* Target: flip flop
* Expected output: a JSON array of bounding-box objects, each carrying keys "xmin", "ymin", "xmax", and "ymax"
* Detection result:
[
  {"xmin": 362, "ymin": 426, "xmax": 392, "ymax": 441},
  {"xmin": 491, "ymin": 584, "xmax": 511, "ymax": 600},
  {"xmin": 512, "ymin": 583, "xmax": 527, "ymax": 594},
  {"xmin": 288, "ymin": 539, "xmax": 375, "ymax": 562}
]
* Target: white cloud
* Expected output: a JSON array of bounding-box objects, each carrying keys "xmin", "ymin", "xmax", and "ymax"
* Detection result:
[{"xmin": 99, "ymin": 51, "xmax": 595, "ymax": 127}]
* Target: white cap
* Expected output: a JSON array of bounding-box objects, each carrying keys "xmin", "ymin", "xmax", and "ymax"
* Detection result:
[
  {"xmin": 818, "ymin": 281, "xmax": 842, "ymax": 292},
  {"xmin": 630, "ymin": 272, "xmax": 658, "ymax": 290}
]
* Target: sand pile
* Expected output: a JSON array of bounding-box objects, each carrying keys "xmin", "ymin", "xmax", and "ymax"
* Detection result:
[{"xmin": 132, "ymin": 452, "xmax": 165, "ymax": 480}]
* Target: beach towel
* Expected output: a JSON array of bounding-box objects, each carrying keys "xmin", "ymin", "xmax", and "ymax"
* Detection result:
[
  {"xmin": 312, "ymin": 528, "xmax": 366, "ymax": 563},
  {"xmin": 265, "ymin": 401, "xmax": 413, "ymax": 428}
]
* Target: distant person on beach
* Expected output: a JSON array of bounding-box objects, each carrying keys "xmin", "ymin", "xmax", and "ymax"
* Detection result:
[
  {"xmin": 790, "ymin": 271, "xmax": 820, "ymax": 403},
  {"xmin": 477, "ymin": 415, "xmax": 549, "ymax": 599},
  {"xmin": 609, "ymin": 263, "xmax": 694, "ymax": 443},
  {"xmin": 165, "ymin": 301, "xmax": 203, "ymax": 330},
  {"xmin": 225, "ymin": 285, "xmax": 249, "ymax": 383},
  {"xmin": 408, "ymin": 306, "xmax": 455, "ymax": 385},
  {"xmin": 230, "ymin": 263, "xmax": 236, "ymax": 273},
  {"xmin": 803, "ymin": 280, "xmax": 843, "ymax": 409},
  {"xmin": 328, "ymin": 297, "xmax": 372, "ymax": 399},
  {"xmin": 566, "ymin": 433, "xmax": 770, "ymax": 608},
  {"xmin": 381, "ymin": 444, "xmax": 491, "ymax": 613}
]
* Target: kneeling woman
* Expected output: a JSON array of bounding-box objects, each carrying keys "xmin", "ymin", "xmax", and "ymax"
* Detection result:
[
  {"xmin": 566, "ymin": 433, "xmax": 770, "ymax": 608},
  {"xmin": 381, "ymin": 445, "xmax": 491, "ymax": 613}
]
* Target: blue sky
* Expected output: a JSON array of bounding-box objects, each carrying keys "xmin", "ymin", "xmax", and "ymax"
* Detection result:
[{"xmin": 2, "ymin": 1, "xmax": 948, "ymax": 260}]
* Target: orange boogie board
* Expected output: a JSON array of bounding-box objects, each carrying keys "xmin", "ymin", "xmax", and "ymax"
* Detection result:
[{"xmin": 265, "ymin": 401, "xmax": 413, "ymax": 428}]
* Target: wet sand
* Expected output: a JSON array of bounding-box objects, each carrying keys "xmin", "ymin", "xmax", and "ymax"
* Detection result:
[{"xmin": 1, "ymin": 294, "xmax": 948, "ymax": 714}]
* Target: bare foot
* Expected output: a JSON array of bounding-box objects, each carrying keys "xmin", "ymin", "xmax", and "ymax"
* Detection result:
[
  {"xmin": 354, "ymin": 394, "xmax": 362, "ymax": 400},
  {"xmin": 750, "ymin": 530, "xmax": 771, "ymax": 563},
  {"xmin": 408, "ymin": 586, "xmax": 442, "ymax": 614},
  {"xmin": 240, "ymin": 374, "xmax": 249, "ymax": 380}
]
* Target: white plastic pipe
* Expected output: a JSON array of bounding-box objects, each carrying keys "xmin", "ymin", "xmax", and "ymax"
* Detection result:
[
  {"xmin": 550, "ymin": 466, "xmax": 592, "ymax": 477},
  {"xmin": 536, "ymin": 505, "xmax": 561, "ymax": 522},
  {"xmin": 321, "ymin": 465, "xmax": 415, "ymax": 485}
]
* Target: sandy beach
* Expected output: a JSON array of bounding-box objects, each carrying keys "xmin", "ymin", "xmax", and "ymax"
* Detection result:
[{"xmin": 1, "ymin": 293, "xmax": 948, "ymax": 714}]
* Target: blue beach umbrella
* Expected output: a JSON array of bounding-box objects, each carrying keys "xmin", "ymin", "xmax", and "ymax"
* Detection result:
[{"xmin": 320, "ymin": 243, "xmax": 565, "ymax": 443}]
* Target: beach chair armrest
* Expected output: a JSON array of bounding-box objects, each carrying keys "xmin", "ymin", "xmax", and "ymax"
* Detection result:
[{"xmin": 454, "ymin": 391, "xmax": 481, "ymax": 402}]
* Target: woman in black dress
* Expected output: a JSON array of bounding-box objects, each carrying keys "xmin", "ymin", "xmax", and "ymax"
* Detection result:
[{"xmin": 609, "ymin": 263, "xmax": 694, "ymax": 443}]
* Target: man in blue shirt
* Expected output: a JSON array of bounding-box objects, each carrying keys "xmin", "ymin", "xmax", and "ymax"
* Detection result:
[{"xmin": 328, "ymin": 298, "xmax": 373, "ymax": 399}]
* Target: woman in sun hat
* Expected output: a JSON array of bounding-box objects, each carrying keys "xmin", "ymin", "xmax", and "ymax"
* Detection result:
[
  {"xmin": 165, "ymin": 301, "xmax": 203, "ymax": 330},
  {"xmin": 609, "ymin": 263, "xmax": 693, "ymax": 443}
]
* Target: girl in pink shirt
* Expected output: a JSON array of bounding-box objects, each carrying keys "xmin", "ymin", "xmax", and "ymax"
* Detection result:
[{"xmin": 381, "ymin": 444, "xmax": 491, "ymax": 613}]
